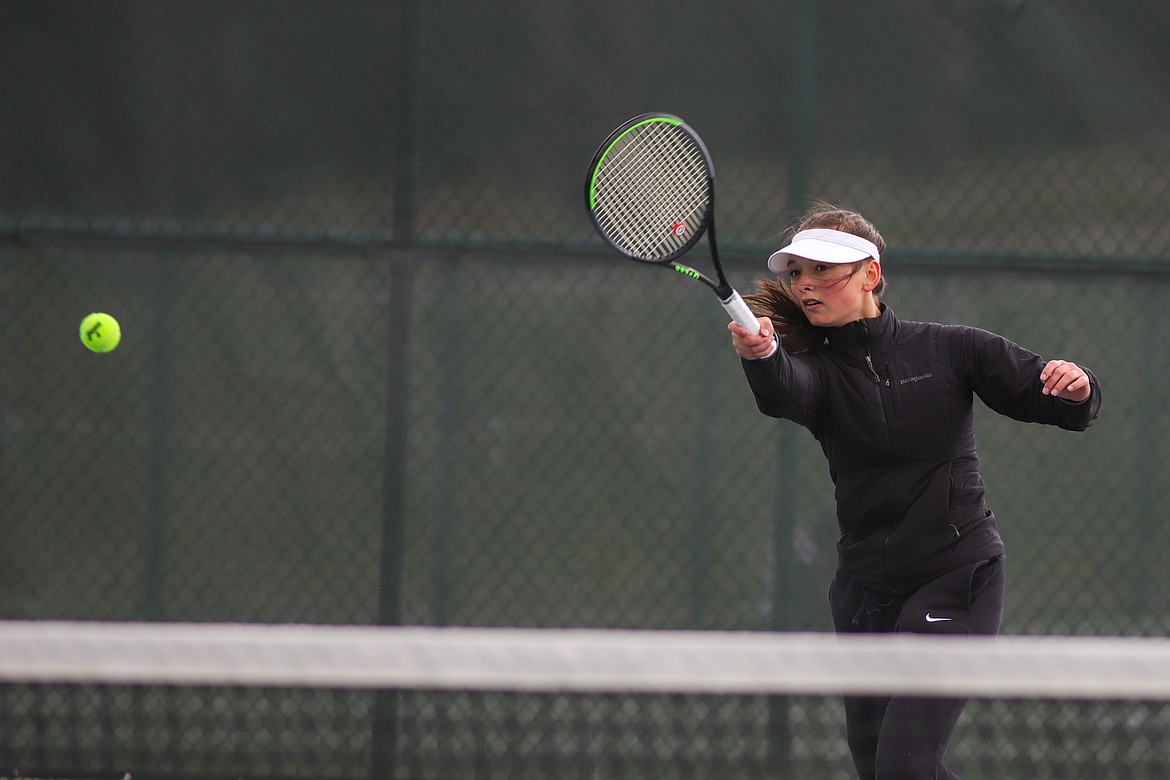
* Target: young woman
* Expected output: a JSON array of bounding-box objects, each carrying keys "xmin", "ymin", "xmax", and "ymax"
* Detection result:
[{"xmin": 728, "ymin": 207, "xmax": 1101, "ymax": 780}]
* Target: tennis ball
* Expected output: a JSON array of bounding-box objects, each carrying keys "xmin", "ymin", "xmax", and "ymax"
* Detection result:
[{"xmin": 79, "ymin": 312, "xmax": 121, "ymax": 353}]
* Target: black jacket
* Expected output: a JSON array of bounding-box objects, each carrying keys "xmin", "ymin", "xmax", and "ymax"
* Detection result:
[{"xmin": 742, "ymin": 305, "xmax": 1101, "ymax": 593}]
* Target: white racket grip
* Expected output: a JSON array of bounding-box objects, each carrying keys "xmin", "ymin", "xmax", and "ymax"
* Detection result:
[{"xmin": 721, "ymin": 290, "xmax": 761, "ymax": 335}]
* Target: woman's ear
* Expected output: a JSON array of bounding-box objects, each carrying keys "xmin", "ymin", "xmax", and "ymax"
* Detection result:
[{"xmin": 863, "ymin": 260, "xmax": 882, "ymax": 292}]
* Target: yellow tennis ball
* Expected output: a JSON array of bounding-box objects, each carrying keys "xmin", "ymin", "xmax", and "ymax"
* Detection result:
[{"xmin": 79, "ymin": 312, "xmax": 122, "ymax": 353}]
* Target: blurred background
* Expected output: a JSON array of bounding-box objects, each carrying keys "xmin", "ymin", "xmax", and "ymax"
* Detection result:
[{"xmin": 2, "ymin": 1, "xmax": 1168, "ymax": 778}]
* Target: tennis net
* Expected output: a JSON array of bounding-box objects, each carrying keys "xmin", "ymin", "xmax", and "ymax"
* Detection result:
[{"xmin": 3, "ymin": 621, "xmax": 1169, "ymax": 779}]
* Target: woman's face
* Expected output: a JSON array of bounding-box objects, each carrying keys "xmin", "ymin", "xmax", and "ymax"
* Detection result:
[{"xmin": 784, "ymin": 257, "xmax": 881, "ymax": 327}]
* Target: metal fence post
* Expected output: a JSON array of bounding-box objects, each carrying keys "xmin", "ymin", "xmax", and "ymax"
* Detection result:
[
  {"xmin": 372, "ymin": 258, "xmax": 416, "ymax": 779},
  {"xmin": 786, "ymin": 0, "xmax": 818, "ymax": 220},
  {"xmin": 373, "ymin": 0, "xmax": 423, "ymax": 775},
  {"xmin": 770, "ymin": 2, "xmax": 817, "ymax": 770},
  {"xmin": 144, "ymin": 255, "xmax": 175, "ymax": 621}
]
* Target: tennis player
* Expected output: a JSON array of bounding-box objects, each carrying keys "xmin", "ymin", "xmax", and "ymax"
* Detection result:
[{"xmin": 728, "ymin": 207, "xmax": 1101, "ymax": 780}]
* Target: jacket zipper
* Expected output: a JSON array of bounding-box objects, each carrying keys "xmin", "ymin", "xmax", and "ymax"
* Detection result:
[
  {"xmin": 861, "ymin": 319, "xmax": 898, "ymax": 581},
  {"xmin": 859, "ymin": 319, "xmax": 882, "ymax": 384}
]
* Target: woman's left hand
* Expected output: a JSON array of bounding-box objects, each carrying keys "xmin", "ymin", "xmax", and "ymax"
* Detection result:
[{"xmin": 1040, "ymin": 359, "xmax": 1091, "ymax": 402}]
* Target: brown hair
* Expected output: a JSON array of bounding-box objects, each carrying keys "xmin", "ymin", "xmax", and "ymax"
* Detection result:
[{"xmin": 745, "ymin": 205, "xmax": 886, "ymax": 354}]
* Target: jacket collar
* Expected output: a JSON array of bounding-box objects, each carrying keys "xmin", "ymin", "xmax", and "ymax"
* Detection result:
[{"xmin": 825, "ymin": 303, "xmax": 897, "ymax": 354}]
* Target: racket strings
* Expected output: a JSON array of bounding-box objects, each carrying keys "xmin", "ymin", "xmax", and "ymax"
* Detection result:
[
  {"xmin": 600, "ymin": 128, "xmax": 707, "ymax": 254},
  {"xmin": 592, "ymin": 123, "xmax": 710, "ymax": 260}
]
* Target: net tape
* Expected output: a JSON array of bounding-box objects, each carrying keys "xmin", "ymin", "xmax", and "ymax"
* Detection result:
[{"xmin": 3, "ymin": 621, "xmax": 1169, "ymax": 700}]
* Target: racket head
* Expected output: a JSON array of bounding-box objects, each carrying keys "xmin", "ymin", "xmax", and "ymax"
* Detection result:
[{"xmin": 585, "ymin": 113, "xmax": 715, "ymax": 265}]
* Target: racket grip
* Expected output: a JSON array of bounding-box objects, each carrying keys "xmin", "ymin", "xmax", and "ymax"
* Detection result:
[{"xmin": 721, "ymin": 290, "xmax": 761, "ymax": 335}]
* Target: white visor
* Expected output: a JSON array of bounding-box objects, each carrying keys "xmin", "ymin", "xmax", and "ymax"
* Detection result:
[{"xmin": 767, "ymin": 228, "xmax": 881, "ymax": 273}]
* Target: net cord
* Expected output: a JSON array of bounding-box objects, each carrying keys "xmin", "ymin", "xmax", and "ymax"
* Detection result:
[{"xmin": 3, "ymin": 621, "xmax": 1170, "ymax": 700}]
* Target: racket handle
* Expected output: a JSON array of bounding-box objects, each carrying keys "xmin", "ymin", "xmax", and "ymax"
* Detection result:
[{"xmin": 721, "ymin": 290, "xmax": 761, "ymax": 335}]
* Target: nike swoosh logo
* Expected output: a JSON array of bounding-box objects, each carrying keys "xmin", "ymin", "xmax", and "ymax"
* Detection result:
[{"xmin": 925, "ymin": 614, "xmax": 953, "ymax": 623}]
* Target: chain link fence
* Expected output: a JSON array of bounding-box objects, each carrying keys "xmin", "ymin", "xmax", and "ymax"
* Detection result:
[{"xmin": 2, "ymin": 1, "xmax": 1169, "ymax": 777}]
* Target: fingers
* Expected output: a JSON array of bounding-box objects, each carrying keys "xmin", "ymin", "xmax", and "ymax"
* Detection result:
[
  {"xmin": 1040, "ymin": 359, "xmax": 1091, "ymax": 401},
  {"xmin": 729, "ymin": 317, "xmax": 776, "ymax": 360}
]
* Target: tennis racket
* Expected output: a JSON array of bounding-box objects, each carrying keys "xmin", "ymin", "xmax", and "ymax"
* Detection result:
[{"xmin": 584, "ymin": 113, "xmax": 761, "ymax": 336}]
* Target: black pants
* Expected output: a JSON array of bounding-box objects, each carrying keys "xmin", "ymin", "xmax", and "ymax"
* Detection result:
[{"xmin": 829, "ymin": 556, "xmax": 1005, "ymax": 780}]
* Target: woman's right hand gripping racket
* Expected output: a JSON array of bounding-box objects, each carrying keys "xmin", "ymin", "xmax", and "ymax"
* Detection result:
[{"xmin": 584, "ymin": 113, "xmax": 761, "ymax": 336}]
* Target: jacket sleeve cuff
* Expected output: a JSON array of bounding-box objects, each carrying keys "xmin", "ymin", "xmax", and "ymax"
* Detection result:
[{"xmin": 752, "ymin": 336, "xmax": 780, "ymax": 360}]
